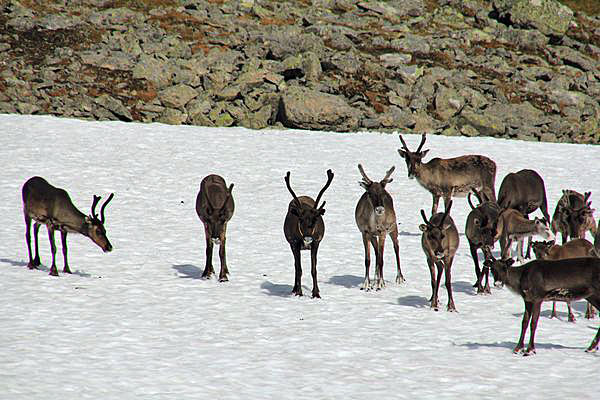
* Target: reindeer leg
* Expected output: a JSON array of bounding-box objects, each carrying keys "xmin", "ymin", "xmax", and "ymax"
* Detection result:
[
  {"xmin": 291, "ymin": 243, "xmax": 303, "ymax": 296},
  {"xmin": 61, "ymin": 231, "xmax": 71, "ymax": 274},
  {"xmin": 551, "ymin": 301, "xmax": 558, "ymax": 319},
  {"xmin": 524, "ymin": 301, "xmax": 542, "ymax": 356},
  {"xmin": 361, "ymin": 233, "xmax": 371, "ymax": 291},
  {"xmin": 369, "ymin": 235, "xmax": 379, "ymax": 290},
  {"xmin": 47, "ymin": 227, "xmax": 59, "ymax": 277},
  {"xmin": 525, "ymin": 235, "xmax": 533, "ymax": 260},
  {"xmin": 390, "ymin": 228, "xmax": 404, "ymax": 284},
  {"xmin": 202, "ymin": 226, "xmax": 215, "ymax": 279},
  {"xmin": 433, "ymin": 261, "xmax": 444, "ymax": 311},
  {"xmin": 516, "ymin": 239, "xmax": 524, "ymax": 263},
  {"xmin": 32, "ymin": 222, "xmax": 41, "ymax": 267},
  {"xmin": 445, "ymin": 256, "xmax": 456, "ymax": 312},
  {"xmin": 567, "ymin": 302, "xmax": 576, "ymax": 323},
  {"xmin": 470, "ymin": 243, "xmax": 484, "ymax": 292},
  {"xmin": 431, "ymin": 194, "xmax": 440, "ymax": 215},
  {"xmin": 585, "ymin": 302, "xmax": 596, "ymax": 319},
  {"xmin": 25, "ymin": 216, "xmax": 36, "ymax": 269},
  {"xmin": 375, "ymin": 233, "xmax": 386, "ymax": 290},
  {"xmin": 310, "ymin": 242, "xmax": 320, "ymax": 298},
  {"xmin": 515, "ymin": 300, "xmax": 533, "ymax": 354},
  {"xmin": 585, "ymin": 296, "xmax": 600, "ymax": 352},
  {"xmin": 218, "ymin": 237, "xmax": 229, "ymax": 282},
  {"xmin": 426, "ymin": 256, "xmax": 437, "ymax": 308}
]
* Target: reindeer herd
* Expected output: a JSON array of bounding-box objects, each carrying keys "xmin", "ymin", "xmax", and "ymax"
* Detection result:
[{"xmin": 20, "ymin": 133, "xmax": 600, "ymax": 356}]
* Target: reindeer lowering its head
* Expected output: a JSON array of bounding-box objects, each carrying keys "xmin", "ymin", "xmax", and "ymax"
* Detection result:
[
  {"xmin": 551, "ymin": 190, "xmax": 596, "ymax": 244},
  {"xmin": 397, "ymin": 133, "xmax": 496, "ymax": 215},
  {"xmin": 196, "ymin": 174, "xmax": 235, "ymax": 282},
  {"xmin": 284, "ymin": 169, "xmax": 334, "ymax": 298},
  {"xmin": 355, "ymin": 164, "xmax": 404, "ymax": 291},
  {"xmin": 22, "ymin": 176, "xmax": 114, "ymax": 276},
  {"xmin": 419, "ymin": 201, "xmax": 459, "ymax": 311}
]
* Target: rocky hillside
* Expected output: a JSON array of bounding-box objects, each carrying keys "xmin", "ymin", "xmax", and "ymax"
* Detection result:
[{"xmin": 0, "ymin": 0, "xmax": 599, "ymax": 143}]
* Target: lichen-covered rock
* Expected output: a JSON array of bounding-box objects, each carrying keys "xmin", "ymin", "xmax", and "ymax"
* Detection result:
[
  {"xmin": 159, "ymin": 84, "xmax": 198, "ymax": 109},
  {"xmin": 493, "ymin": 0, "xmax": 574, "ymax": 37}
]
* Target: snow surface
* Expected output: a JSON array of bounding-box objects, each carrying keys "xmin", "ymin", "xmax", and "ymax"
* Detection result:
[{"xmin": 0, "ymin": 114, "xmax": 599, "ymax": 400}]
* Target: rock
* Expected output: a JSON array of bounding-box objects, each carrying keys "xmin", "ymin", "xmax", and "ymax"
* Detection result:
[
  {"xmin": 93, "ymin": 94, "xmax": 133, "ymax": 121},
  {"xmin": 458, "ymin": 107, "xmax": 506, "ymax": 136},
  {"xmin": 279, "ymin": 87, "xmax": 358, "ymax": 131},
  {"xmin": 132, "ymin": 55, "xmax": 176, "ymax": 88},
  {"xmin": 492, "ymin": 0, "xmax": 574, "ymax": 37},
  {"xmin": 158, "ymin": 108, "xmax": 188, "ymax": 125},
  {"xmin": 434, "ymin": 87, "xmax": 465, "ymax": 121},
  {"xmin": 159, "ymin": 84, "xmax": 198, "ymax": 109},
  {"xmin": 380, "ymin": 53, "xmax": 412, "ymax": 69}
]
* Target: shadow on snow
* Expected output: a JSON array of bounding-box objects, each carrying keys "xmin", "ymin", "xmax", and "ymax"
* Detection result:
[
  {"xmin": 396, "ymin": 295, "xmax": 430, "ymax": 308},
  {"xmin": 260, "ymin": 280, "xmax": 294, "ymax": 297},
  {"xmin": 1, "ymin": 258, "xmax": 92, "ymax": 277},
  {"xmin": 458, "ymin": 341, "xmax": 581, "ymax": 351},
  {"xmin": 327, "ymin": 274, "xmax": 364, "ymax": 288},
  {"xmin": 172, "ymin": 264, "xmax": 203, "ymax": 279}
]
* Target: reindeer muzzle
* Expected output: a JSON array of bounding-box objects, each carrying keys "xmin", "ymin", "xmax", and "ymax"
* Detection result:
[
  {"xmin": 104, "ymin": 242, "xmax": 113, "ymax": 253},
  {"xmin": 375, "ymin": 206, "xmax": 385, "ymax": 216},
  {"xmin": 303, "ymin": 236, "xmax": 313, "ymax": 246},
  {"xmin": 211, "ymin": 238, "xmax": 221, "ymax": 245}
]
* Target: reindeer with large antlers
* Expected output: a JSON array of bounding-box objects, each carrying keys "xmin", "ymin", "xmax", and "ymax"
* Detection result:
[
  {"xmin": 283, "ymin": 169, "xmax": 334, "ymax": 298},
  {"xmin": 419, "ymin": 201, "xmax": 459, "ymax": 311},
  {"xmin": 397, "ymin": 133, "xmax": 496, "ymax": 215},
  {"xmin": 22, "ymin": 176, "xmax": 114, "ymax": 276},
  {"xmin": 551, "ymin": 190, "xmax": 596, "ymax": 244},
  {"xmin": 195, "ymin": 174, "xmax": 235, "ymax": 282},
  {"xmin": 355, "ymin": 164, "xmax": 404, "ymax": 291}
]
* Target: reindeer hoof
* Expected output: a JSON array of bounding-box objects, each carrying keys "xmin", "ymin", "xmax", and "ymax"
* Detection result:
[
  {"xmin": 523, "ymin": 349, "xmax": 536, "ymax": 356},
  {"xmin": 27, "ymin": 262, "xmax": 38, "ymax": 270},
  {"xmin": 312, "ymin": 292, "xmax": 321, "ymax": 299},
  {"xmin": 219, "ymin": 276, "xmax": 229, "ymax": 282}
]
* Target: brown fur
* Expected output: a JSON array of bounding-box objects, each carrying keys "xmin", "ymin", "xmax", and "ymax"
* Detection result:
[{"xmin": 551, "ymin": 190, "xmax": 596, "ymax": 244}]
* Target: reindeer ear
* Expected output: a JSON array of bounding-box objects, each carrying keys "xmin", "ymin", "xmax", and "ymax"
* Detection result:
[
  {"xmin": 319, "ymin": 208, "xmax": 326, "ymax": 216},
  {"xmin": 397, "ymin": 149, "xmax": 406, "ymax": 159},
  {"xmin": 506, "ymin": 258, "xmax": 515, "ymax": 267},
  {"xmin": 383, "ymin": 178, "xmax": 393, "ymax": 185},
  {"xmin": 420, "ymin": 149, "xmax": 429, "ymax": 157},
  {"xmin": 419, "ymin": 224, "xmax": 428, "ymax": 232},
  {"xmin": 85, "ymin": 215, "xmax": 92, "ymax": 223},
  {"xmin": 359, "ymin": 181, "xmax": 369, "ymax": 189}
]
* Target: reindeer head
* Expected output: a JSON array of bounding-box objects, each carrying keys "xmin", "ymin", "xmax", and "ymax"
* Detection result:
[
  {"xmin": 420, "ymin": 200, "xmax": 453, "ymax": 259},
  {"xmin": 531, "ymin": 240, "xmax": 555, "ymax": 260},
  {"xmin": 561, "ymin": 191, "xmax": 594, "ymax": 239},
  {"xmin": 85, "ymin": 193, "xmax": 114, "ymax": 252},
  {"xmin": 285, "ymin": 169, "xmax": 334, "ymax": 247},
  {"xmin": 203, "ymin": 183, "xmax": 234, "ymax": 245},
  {"xmin": 533, "ymin": 217, "xmax": 555, "ymax": 241},
  {"xmin": 483, "ymin": 256, "xmax": 515, "ymax": 284},
  {"xmin": 397, "ymin": 133, "xmax": 429, "ymax": 180},
  {"xmin": 357, "ymin": 164, "xmax": 394, "ymax": 216}
]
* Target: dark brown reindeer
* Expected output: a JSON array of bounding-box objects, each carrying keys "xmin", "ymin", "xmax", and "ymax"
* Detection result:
[
  {"xmin": 397, "ymin": 133, "xmax": 496, "ymax": 215},
  {"xmin": 22, "ymin": 176, "xmax": 113, "ymax": 277},
  {"xmin": 419, "ymin": 201, "xmax": 459, "ymax": 311},
  {"xmin": 354, "ymin": 164, "xmax": 404, "ymax": 291},
  {"xmin": 484, "ymin": 256, "xmax": 600, "ymax": 355},
  {"xmin": 551, "ymin": 190, "xmax": 596, "ymax": 244},
  {"xmin": 465, "ymin": 189, "xmax": 502, "ymax": 294},
  {"xmin": 532, "ymin": 238, "xmax": 598, "ymax": 321},
  {"xmin": 283, "ymin": 169, "xmax": 334, "ymax": 298},
  {"xmin": 497, "ymin": 169, "xmax": 551, "ymax": 259},
  {"xmin": 195, "ymin": 174, "xmax": 235, "ymax": 282}
]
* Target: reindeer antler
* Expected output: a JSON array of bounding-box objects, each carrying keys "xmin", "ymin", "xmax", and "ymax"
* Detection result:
[
  {"xmin": 382, "ymin": 165, "xmax": 395, "ymax": 183},
  {"xmin": 439, "ymin": 200, "xmax": 453, "ymax": 227},
  {"xmin": 416, "ymin": 133, "xmax": 427, "ymax": 153},
  {"xmin": 467, "ymin": 192, "xmax": 476, "ymax": 210},
  {"xmin": 100, "ymin": 193, "xmax": 114, "ymax": 224},
  {"xmin": 357, "ymin": 164, "xmax": 372, "ymax": 185},
  {"xmin": 91, "ymin": 195, "xmax": 102, "ymax": 219},
  {"xmin": 314, "ymin": 169, "xmax": 334, "ymax": 209},
  {"xmin": 398, "ymin": 134, "xmax": 410, "ymax": 152},
  {"xmin": 420, "ymin": 209, "xmax": 432, "ymax": 226},
  {"xmin": 284, "ymin": 171, "xmax": 301, "ymax": 207}
]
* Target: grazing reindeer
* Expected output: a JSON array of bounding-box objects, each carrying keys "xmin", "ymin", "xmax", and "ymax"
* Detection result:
[
  {"xmin": 532, "ymin": 238, "xmax": 598, "ymax": 321},
  {"xmin": 465, "ymin": 189, "xmax": 502, "ymax": 294},
  {"xmin": 484, "ymin": 256, "xmax": 600, "ymax": 355},
  {"xmin": 397, "ymin": 133, "xmax": 496, "ymax": 215},
  {"xmin": 419, "ymin": 201, "xmax": 459, "ymax": 311},
  {"xmin": 355, "ymin": 164, "xmax": 404, "ymax": 291},
  {"xmin": 284, "ymin": 169, "xmax": 334, "ymax": 298},
  {"xmin": 195, "ymin": 174, "xmax": 235, "ymax": 282},
  {"xmin": 551, "ymin": 190, "xmax": 596, "ymax": 244},
  {"xmin": 497, "ymin": 169, "xmax": 551, "ymax": 259},
  {"xmin": 22, "ymin": 176, "xmax": 113, "ymax": 277},
  {"xmin": 497, "ymin": 208, "xmax": 554, "ymax": 262}
]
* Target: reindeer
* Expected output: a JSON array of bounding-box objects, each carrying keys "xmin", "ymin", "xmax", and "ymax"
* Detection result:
[
  {"xmin": 484, "ymin": 256, "xmax": 600, "ymax": 355},
  {"xmin": 465, "ymin": 189, "xmax": 502, "ymax": 294},
  {"xmin": 283, "ymin": 169, "xmax": 334, "ymax": 298},
  {"xmin": 355, "ymin": 164, "xmax": 404, "ymax": 291},
  {"xmin": 497, "ymin": 208, "xmax": 554, "ymax": 263},
  {"xmin": 195, "ymin": 174, "xmax": 235, "ymax": 282},
  {"xmin": 497, "ymin": 169, "xmax": 551, "ymax": 259},
  {"xmin": 419, "ymin": 201, "xmax": 459, "ymax": 311},
  {"xmin": 397, "ymin": 133, "xmax": 496, "ymax": 215},
  {"xmin": 22, "ymin": 176, "xmax": 113, "ymax": 277},
  {"xmin": 551, "ymin": 190, "xmax": 596, "ymax": 244},
  {"xmin": 532, "ymin": 238, "xmax": 598, "ymax": 321}
]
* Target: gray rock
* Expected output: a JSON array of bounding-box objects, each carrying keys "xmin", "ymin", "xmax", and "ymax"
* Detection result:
[
  {"xmin": 93, "ymin": 94, "xmax": 133, "ymax": 121},
  {"xmin": 279, "ymin": 87, "xmax": 359, "ymax": 131},
  {"xmin": 158, "ymin": 108, "xmax": 188, "ymax": 125},
  {"xmin": 493, "ymin": 0, "xmax": 574, "ymax": 37},
  {"xmin": 434, "ymin": 87, "xmax": 465, "ymax": 121},
  {"xmin": 458, "ymin": 107, "xmax": 506, "ymax": 136},
  {"xmin": 159, "ymin": 84, "xmax": 198, "ymax": 109},
  {"xmin": 132, "ymin": 55, "xmax": 176, "ymax": 88}
]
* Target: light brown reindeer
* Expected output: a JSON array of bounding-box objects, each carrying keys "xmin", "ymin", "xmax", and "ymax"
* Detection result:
[
  {"xmin": 195, "ymin": 174, "xmax": 235, "ymax": 282},
  {"xmin": 496, "ymin": 208, "xmax": 554, "ymax": 263},
  {"xmin": 419, "ymin": 201, "xmax": 459, "ymax": 312},
  {"xmin": 532, "ymin": 238, "xmax": 599, "ymax": 321},
  {"xmin": 355, "ymin": 164, "xmax": 404, "ymax": 291},
  {"xmin": 485, "ymin": 256, "xmax": 600, "ymax": 355},
  {"xmin": 397, "ymin": 133, "xmax": 496, "ymax": 215},
  {"xmin": 22, "ymin": 176, "xmax": 114, "ymax": 277}
]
